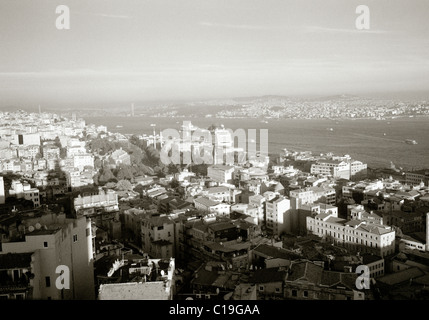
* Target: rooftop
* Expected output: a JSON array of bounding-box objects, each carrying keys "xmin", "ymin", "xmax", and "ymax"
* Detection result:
[
  {"xmin": 286, "ymin": 260, "xmax": 323, "ymax": 284},
  {"xmin": 361, "ymin": 253, "xmax": 383, "ymax": 265},
  {"xmin": 209, "ymin": 164, "xmax": 234, "ymax": 171},
  {"xmin": 377, "ymin": 267, "xmax": 425, "ymax": 287},
  {"xmin": 194, "ymin": 197, "xmax": 219, "ymax": 207},
  {"xmin": 208, "ymin": 221, "xmax": 236, "ymax": 232},
  {"xmin": 253, "ymin": 244, "xmax": 301, "ymax": 261},
  {"xmin": 98, "ymin": 281, "xmax": 171, "ymax": 300},
  {"xmin": 206, "ymin": 186, "xmax": 230, "ymax": 194},
  {"xmin": 320, "ymin": 270, "xmax": 357, "ymax": 290},
  {"xmin": 249, "ymin": 267, "xmax": 288, "ymax": 284}
]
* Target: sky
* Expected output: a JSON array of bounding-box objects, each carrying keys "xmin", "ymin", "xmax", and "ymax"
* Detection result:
[{"xmin": 0, "ymin": 0, "xmax": 428, "ymax": 108}]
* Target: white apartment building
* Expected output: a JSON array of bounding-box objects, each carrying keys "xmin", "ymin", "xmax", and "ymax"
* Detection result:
[
  {"xmin": 73, "ymin": 154, "xmax": 94, "ymax": 171},
  {"xmin": 290, "ymin": 186, "xmax": 336, "ymax": 209},
  {"xmin": 203, "ymin": 186, "xmax": 232, "ymax": 203},
  {"xmin": 311, "ymin": 160, "xmax": 351, "ymax": 179},
  {"xmin": 0, "ymin": 214, "xmax": 94, "ymax": 300},
  {"xmin": 265, "ymin": 196, "xmax": 291, "ymax": 236},
  {"xmin": 350, "ymin": 160, "xmax": 368, "ymax": 177},
  {"xmin": 207, "ymin": 165, "xmax": 235, "ymax": 184},
  {"xmin": 74, "ymin": 189, "xmax": 119, "ymax": 214},
  {"xmin": 306, "ymin": 212, "xmax": 396, "ymax": 257},
  {"xmin": 193, "ymin": 197, "xmax": 231, "ymax": 216}
]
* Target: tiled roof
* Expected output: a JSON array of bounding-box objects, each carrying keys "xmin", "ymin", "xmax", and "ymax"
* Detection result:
[
  {"xmin": 361, "ymin": 254, "xmax": 383, "ymax": 264},
  {"xmin": 326, "ymin": 217, "xmax": 346, "ymax": 225},
  {"xmin": 253, "ymin": 244, "xmax": 301, "ymax": 261},
  {"xmin": 377, "ymin": 267, "xmax": 425, "ymax": 286},
  {"xmin": 208, "ymin": 221, "xmax": 236, "ymax": 232},
  {"xmin": 286, "ymin": 261, "xmax": 323, "ymax": 284},
  {"xmin": 207, "ymin": 186, "xmax": 230, "ymax": 194},
  {"xmin": 191, "ymin": 266, "xmax": 221, "ymax": 287},
  {"xmin": 249, "ymin": 267, "xmax": 288, "ymax": 284},
  {"xmin": 194, "ymin": 197, "xmax": 219, "ymax": 207},
  {"xmin": 358, "ymin": 224, "xmax": 392, "ymax": 235},
  {"xmin": 320, "ymin": 271, "xmax": 357, "ymax": 290}
]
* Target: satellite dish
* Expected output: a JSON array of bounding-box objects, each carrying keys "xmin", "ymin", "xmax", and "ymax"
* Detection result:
[
  {"xmin": 185, "ymin": 297, "xmax": 193, "ymax": 300},
  {"xmin": 161, "ymin": 270, "xmax": 165, "ymax": 276},
  {"xmin": 216, "ymin": 288, "xmax": 220, "ymax": 294},
  {"xmin": 28, "ymin": 226, "xmax": 35, "ymax": 232},
  {"xmin": 35, "ymin": 223, "xmax": 41, "ymax": 230}
]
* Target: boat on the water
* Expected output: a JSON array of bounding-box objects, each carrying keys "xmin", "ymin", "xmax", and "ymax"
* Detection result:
[{"xmin": 405, "ymin": 139, "xmax": 418, "ymax": 145}]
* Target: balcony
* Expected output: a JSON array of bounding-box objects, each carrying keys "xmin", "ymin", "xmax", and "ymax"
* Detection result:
[{"xmin": 0, "ymin": 275, "xmax": 32, "ymax": 292}]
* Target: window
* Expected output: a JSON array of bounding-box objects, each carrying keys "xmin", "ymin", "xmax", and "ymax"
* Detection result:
[
  {"xmin": 291, "ymin": 290, "xmax": 297, "ymax": 297},
  {"xmin": 259, "ymin": 286, "xmax": 264, "ymax": 292},
  {"xmin": 43, "ymin": 241, "xmax": 48, "ymax": 248},
  {"xmin": 73, "ymin": 234, "xmax": 78, "ymax": 242},
  {"xmin": 303, "ymin": 291, "xmax": 308, "ymax": 298},
  {"xmin": 45, "ymin": 277, "xmax": 51, "ymax": 287},
  {"xmin": 275, "ymin": 287, "xmax": 281, "ymax": 293}
]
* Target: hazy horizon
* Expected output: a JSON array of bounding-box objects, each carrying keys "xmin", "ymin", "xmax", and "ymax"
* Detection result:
[{"xmin": 1, "ymin": 0, "xmax": 429, "ymax": 108}]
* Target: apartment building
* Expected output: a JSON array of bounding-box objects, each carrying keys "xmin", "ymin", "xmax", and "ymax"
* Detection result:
[
  {"xmin": 290, "ymin": 186, "xmax": 336, "ymax": 209},
  {"xmin": 265, "ymin": 196, "xmax": 292, "ymax": 236},
  {"xmin": 306, "ymin": 211, "xmax": 396, "ymax": 257},
  {"xmin": 207, "ymin": 164, "xmax": 235, "ymax": 184},
  {"xmin": 141, "ymin": 215, "xmax": 175, "ymax": 260},
  {"xmin": 0, "ymin": 213, "xmax": 94, "ymax": 299},
  {"xmin": 311, "ymin": 160, "xmax": 351, "ymax": 180}
]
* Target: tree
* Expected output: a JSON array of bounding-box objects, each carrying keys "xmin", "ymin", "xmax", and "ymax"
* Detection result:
[
  {"xmin": 98, "ymin": 167, "xmax": 116, "ymax": 185},
  {"xmin": 94, "ymin": 158, "xmax": 102, "ymax": 169},
  {"xmin": 170, "ymin": 179, "xmax": 180, "ymax": 189},
  {"xmin": 116, "ymin": 179, "xmax": 133, "ymax": 191},
  {"xmin": 116, "ymin": 165, "xmax": 134, "ymax": 181}
]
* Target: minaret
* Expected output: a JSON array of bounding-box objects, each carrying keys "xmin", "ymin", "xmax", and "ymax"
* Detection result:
[{"xmin": 151, "ymin": 124, "xmax": 156, "ymax": 149}]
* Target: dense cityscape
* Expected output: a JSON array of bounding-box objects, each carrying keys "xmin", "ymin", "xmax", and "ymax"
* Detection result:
[
  {"xmin": 50, "ymin": 95, "xmax": 429, "ymax": 120},
  {"xmin": 1, "ymin": 110, "xmax": 429, "ymax": 301}
]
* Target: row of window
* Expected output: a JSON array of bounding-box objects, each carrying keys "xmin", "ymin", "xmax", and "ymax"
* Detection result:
[
  {"xmin": 0, "ymin": 293, "xmax": 25, "ymax": 300},
  {"xmin": 311, "ymin": 227, "xmax": 384, "ymax": 248},
  {"xmin": 43, "ymin": 233, "xmax": 79, "ymax": 248},
  {"xmin": 310, "ymin": 220, "xmax": 385, "ymax": 240},
  {"xmin": 369, "ymin": 262, "xmax": 384, "ymax": 271}
]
